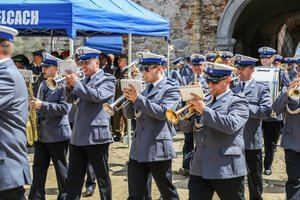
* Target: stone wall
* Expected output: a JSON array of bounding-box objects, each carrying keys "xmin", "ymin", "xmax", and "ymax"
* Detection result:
[{"xmin": 130, "ymin": 0, "xmax": 228, "ymax": 60}]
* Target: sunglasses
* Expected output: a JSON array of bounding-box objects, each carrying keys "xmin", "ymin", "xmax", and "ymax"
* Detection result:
[
  {"xmin": 139, "ymin": 65, "xmax": 158, "ymax": 73},
  {"xmin": 205, "ymin": 77, "xmax": 227, "ymax": 84}
]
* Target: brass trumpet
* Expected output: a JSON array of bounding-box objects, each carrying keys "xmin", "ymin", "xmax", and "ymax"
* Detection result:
[
  {"xmin": 46, "ymin": 70, "xmax": 84, "ymax": 90},
  {"xmin": 166, "ymin": 93, "xmax": 211, "ymax": 125},
  {"xmin": 288, "ymin": 87, "xmax": 300, "ymax": 101},
  {"xmin": 103, "ymin": 95, "xmax": 131, "ymax": 116}
]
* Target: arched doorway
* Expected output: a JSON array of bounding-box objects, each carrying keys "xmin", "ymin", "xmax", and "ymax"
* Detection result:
[{"xmin": 216, "ymin": 0, "xmax": 300, "ymax": 57}]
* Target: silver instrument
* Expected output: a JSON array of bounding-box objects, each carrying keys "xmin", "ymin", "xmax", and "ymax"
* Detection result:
[
  {"xmin": 46, "ymin": 70, "xmax": 84, "ymax": 90},
  {"xmin": 252, "ymin": 67, "xmax": 280, "ymax": 117}
]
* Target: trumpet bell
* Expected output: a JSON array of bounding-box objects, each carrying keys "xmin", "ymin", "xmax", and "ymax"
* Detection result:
[
  {"xmin": 46, "ymin": 78, "xmax": 58, "ymax": 90},
  {"xmin": 166, "ymin": 110, "xmax": 180, "ymax": 125},
  {"xmin": 103, "ymin": 103, "xmax": 115, "ymax": 116},
  {"xmin": 288, "ymin": 87, "xmax": 300, "ymax": 101}
]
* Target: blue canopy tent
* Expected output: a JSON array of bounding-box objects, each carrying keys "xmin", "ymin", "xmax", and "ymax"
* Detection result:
[
  {"xmin": 0, "ymin": 0, "xmax": 170, "ymax": 146},
  {"xmin": 0, "ymin": 0, "xmax": 170, "ymax": 38}
]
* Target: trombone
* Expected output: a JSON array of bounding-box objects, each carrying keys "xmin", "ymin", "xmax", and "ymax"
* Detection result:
[{"xmin": 166, "ymin": 93, "xmax": 211, "ymax": 125}]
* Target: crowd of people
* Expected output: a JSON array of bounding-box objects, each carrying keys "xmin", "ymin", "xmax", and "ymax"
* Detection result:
[{"xmin": 1, "ymin": 23, "xmax": 300, "ymax": 200}]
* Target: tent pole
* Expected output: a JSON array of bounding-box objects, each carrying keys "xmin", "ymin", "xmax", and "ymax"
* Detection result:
[
  {"xmin": 125, "ymin": 33, "xmax": 132, "ymax": 148},
  {"xmin": 69, "ymin": 38, "xmax": 74, "ymax": 55},
  {"xmin": 166, "ymin": 37, "xmax": 170, "ymax": 77}
]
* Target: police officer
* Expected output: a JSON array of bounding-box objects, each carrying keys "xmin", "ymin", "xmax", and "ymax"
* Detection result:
[
  {"xmin": 233, "ymin": 54, "xmax": 272, "ymax": 200},
  {"xmin": 180, "ymin": 55, "xmax": 194, "ymax": 77},
  {"xmin": 12, "ymin": 54, "xmax": 30, "ymax": 69},
  {"xmin": 26, "ymin": 49, "xmax": 45, "ymax": 96},
  {"xmin": 272, "ymin": 77, "xmax": 300, "ymax": 200},
  {"xmin": 220, "ymin": 50, "xmax": 234, "ymax": 66},
  {"xmin": 171, "ymin": 57, "xmax": 185, "ymax": 85},
  {"xmin": 179, "ymin": 54, "xmax": 209, "ymax": 176},
  {"xmin": 28, "ymin": 53, "xmax": 71, "ymax": 200},
  {"xmin": 258, "ymin": 46, "xmax": 290, "ymax": 175},
  {"xmin": 205, "ymin": 52, "xmax": 217, "ymax": 63},
  {"xmin": 65, "ymin": 46, "xmax": 116, "ymax": 200},
  {"xmin": 122, "ymin": 51, "xmax": 181, "ymax": 199},
  {"xmin": 273, "ymin": 54, "xmax": 283, "ymax": 68},
  {"xmin": 283, "ymin": 57, "xmax": 297, "ymax": 81},
  {"xmin": 182, "ymin": 62, "xmax": 249, "ymax": 200},
  {"xmin": 0, "ymin": 25, "xmax": 31, "ymax": 200}
]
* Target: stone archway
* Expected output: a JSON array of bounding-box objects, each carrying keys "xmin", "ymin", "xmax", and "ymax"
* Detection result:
[{"xmin": 216, "ymin": 0, "xmax": 300, "ymax": 57}]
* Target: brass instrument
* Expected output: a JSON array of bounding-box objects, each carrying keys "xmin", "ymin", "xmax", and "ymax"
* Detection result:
[
  {"xmin": 103, "ymin": 59, "xmax": 142, "ymax": 116},
  {"xmin": 166, "ymin": 93, "xmax": 211, "ymax": 125},
  {"xmin": 26, "ymin": 81, "xmax": 39, "ymax": 146},
  {"xmin": 286, "ymin": 82, "xmax": 300, "ymax": 114},
  {"xmin": 46, "ymin": 70, "xmax": 84, "ymax": 90},
  {"xmin": 288, "ymin": 86, "xmax": 300, "ymax": 101}
]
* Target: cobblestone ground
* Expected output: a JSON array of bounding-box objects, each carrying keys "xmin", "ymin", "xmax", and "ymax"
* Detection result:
[{"xmin": 25, "ymin": 133, "xmax": 287, "ymax": 200}]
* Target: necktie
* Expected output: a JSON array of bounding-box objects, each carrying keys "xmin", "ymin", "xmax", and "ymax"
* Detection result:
[
  {"xmin": 211, "ymin": 96, "xmax": 217, "ymax": 105},
  {"xmin": 86, "ymin": 76, "xmax": 91, "ymax": 84},
  {"xmin": 148, "ymin": 83, "xmax": 154, "ymax": 94},
  {"xmin": 241, "ymin": 82, "xmax": 245, "ymax": 93}
]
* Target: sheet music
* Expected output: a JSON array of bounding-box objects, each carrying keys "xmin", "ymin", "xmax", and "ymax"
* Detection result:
[
  {"xmin": 57, "ymin": 60, "xmax": 78, "ymax": 76},
  {"xmin": 180, "ymin": 84, "xmax": 204, "ymax": 101},
  {"xmin": 120, "ymin": 79, "xmax": 143, "ymax": 92},
  {"xmin": 19, "ymin": 69, "xmax": 34, "ymax": 83}
]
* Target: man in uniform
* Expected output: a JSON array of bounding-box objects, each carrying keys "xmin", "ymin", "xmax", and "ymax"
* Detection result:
[
  {"xmin": 26, "ymin": 49, "xmax": 45, "ymax": 96},
  {"xmin": 122, "ymin": 51, "xmax": 181, "ymax": 199},
  {"xmin": 258, "ymin": 46, "xmax": 290, "ymax": 175},
  {"xmin": 0, "ymin": 25, "xmax": 31, "ymax": 200},
  {"xmin": 182, "ymin": 62, "xmax": 249, "ymax": 200},
  {"xmin": 220, "ymin": 50, "xmax": 234, "ymax": 66},
  {"xmin": 273, "ymin": 54, "xmax": 283, "ymax": 68},
  {"xmin": 273, "ymin": 77, "xmax": 300, "ymax": 200},
  {"xmin": 65, "ymin": 46, "xmax": 116, "ymax": 199},
  {"xmin": 233, "ymin": 54, "xmax": 272, "ymax": 200},
  {"xmin": 170, "ymin": 57, "xmax": 185, "ymax": 85},
  {"xmin": 28, "ymin": 53, "xmax": 71, "ymax": 200},
  {"xmin": 283, "ymin": 57, "xmax": 297, "ymax": 81},
  {"xmin": 179, "ymin": 54, "xmax": 209, "ymax": 176},
  {"xmin": 205, "ymin": 52, "xmax": 217, "ymax": 62}
]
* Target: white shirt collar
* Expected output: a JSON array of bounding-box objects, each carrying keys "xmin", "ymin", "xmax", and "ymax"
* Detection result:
[
  {"xmin": 241, "ymin": 78, "xmax": 253, "ymax": 90},
  {"xmin": 151, "ymin": 77, "xmax": 164, "ymax": 87},
  {"xmin": 89, "ymin": 69, "xmax": 102, "ymax": 80}
]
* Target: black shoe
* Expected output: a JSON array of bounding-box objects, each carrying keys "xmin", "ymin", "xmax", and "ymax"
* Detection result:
[
  {"xmin": 113, "ymin": 134, "xmax": 122, "ymax": 142},
  {"xmin": 264, "ymin": 169, "xmax": 272, "ymax": 175},
  {"xmin": 82, "ymin": 187, "xmax": 95, "ymax": 197},
  {"xmin": 178, "ymin": 168, "xmax": 189, "ymax": 176}
]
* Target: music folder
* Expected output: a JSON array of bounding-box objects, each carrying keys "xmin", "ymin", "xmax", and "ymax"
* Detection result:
[
  {"xmin": 180, "ymin": 84, "xmax": 204, "ymax": 101},
  {"xmin": 57, "ymin": 60, "xmax": 78, "ymax": 76},
  {"xmin": 19, "ymin": 69, "xmax": 34, "ymax": 83},
  {"xmin": 120, "ymin": 79, "xmax": 143, "ymax": 92}
]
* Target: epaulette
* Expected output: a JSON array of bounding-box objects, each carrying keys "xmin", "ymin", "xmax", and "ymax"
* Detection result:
[
  {"xmin": 167, "ymin": 77, "xmax": 179, "ymax": 86},
  {"xmin": 256, "ymin": 81, "xmax": 268, "ymax": 87}
]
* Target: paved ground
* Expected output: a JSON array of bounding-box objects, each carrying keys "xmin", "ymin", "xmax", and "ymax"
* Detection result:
[{"xmin": 25, "ymin": 133, "xmax": 287, "ymax": 200}]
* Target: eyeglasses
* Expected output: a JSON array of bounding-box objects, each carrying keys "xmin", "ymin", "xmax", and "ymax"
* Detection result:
[
  {"xmin": 260, "ymin": 56, "xmax": 272, "ymax": 59},
  {"xmin": 139, "ymin": 65, "xmax": 158, "ymax": 73},
  {"xmin": 205, "ymin": 77, "xmax": 227, "ymax": 84}
]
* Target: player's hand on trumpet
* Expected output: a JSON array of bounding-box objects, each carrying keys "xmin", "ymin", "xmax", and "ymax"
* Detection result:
[
  {"xmin": 65, "ymin": 70, "xmax": 78, "ymax": 87},
  {"xmin": 123, "ymin": 84, "xmax": 138, "ymax": 103},
  {"xmin": 189, "ymin": 93, "xmax": 206, "ymax": 114}
]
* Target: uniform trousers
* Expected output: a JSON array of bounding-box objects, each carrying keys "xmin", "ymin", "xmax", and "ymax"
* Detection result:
[
  {"xmin": 262, "ymin": 121, "xmax": 282, "ymax": 170},
  {"xmin": 0, "ymin": 186, "xmax": 26, "ymax": 200},
  {"xmin": 28, "ymin": 140, "xmax": 69, "ymax": 200},
  {"xmin": 85, "ymin": 162, "xmax": 96, "ymax": 189},
  {"xmin": 188, "ymin": 175, "xmax": 245, "ymax": 200},
  {"xmin": 127, "ymin": 159, "xmax": 179, "ymax": 200},
  {"xmin": 245, "ymin": 149, "xmax": 263, "ymax": 200},
  {"xmin": 182, "ymin": 132, "xmax": 194, "ymax": 170},
  {"xmin": 285, "ymin": 149, "xmax": 300, "ymax": 200},
  {"xmin": 67, "ymin": 143, "xmax": 111, "ymax": 200}
]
